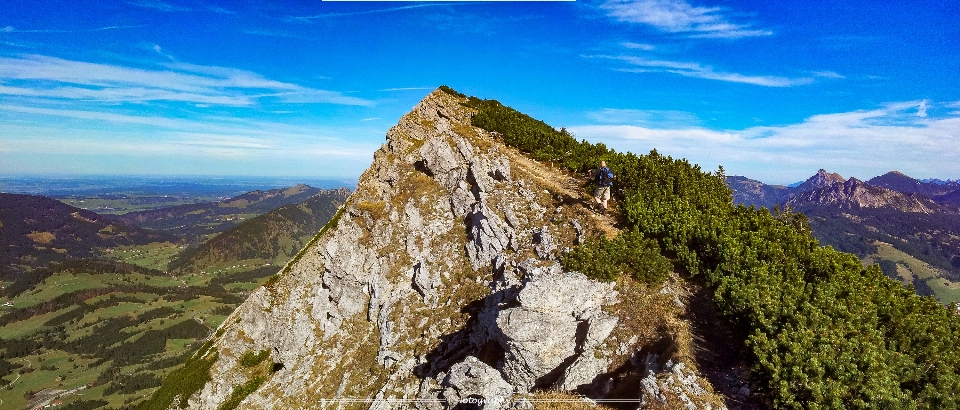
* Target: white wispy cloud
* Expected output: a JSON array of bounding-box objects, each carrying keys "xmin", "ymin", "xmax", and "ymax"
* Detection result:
[
  {"xmin": 0, "ymin": 104, "xmax": 379, "ymax": 161},
  {"xmin": 242, "ymin": 30, "xmax": 306, "ymax": 40},
  {"xmin": 946, "ymin": 101, "xmax": 960, "ymax": 115},
  {"xmin": 287, "ymin": 3, "xmax": 459, "ymax": 21},
  {"xmin": 621, "ymin": 42, "xmax": 656, "ymax": 50},
  {"xmin": 917, "ymin": 99, "xmax": 928, "ymax": 117},
  {"xmin": 812, "ymin": 70, "xmax": 845, "ymax": 79},
  {"xmin": 569, "ymin": 100, "xmax": 960, "ymax": 182},
  {"xmin": 0, "ymin": 25, "xmax": 146, "ymax": 33},
  {"xmin": 0, "ymin": 54, "xmax": 372, "ymax": 107},
  {"xmin": 600, "ymin": 0, "xmax": 772, "ymax": 39},
  {"xmin": 207, "ymin": 6, "xmax": 236, "ymax": 15},
  {"xmin": 590, "ymin": 54, "xmax": 813, "ymax": 87},
  {"xmin": 128, "ymin": 0, "xmax": 190, "ymax": 12},
  {"xmin": 152, "ymin": 44, "xmax": 176, "ymax": 61}
]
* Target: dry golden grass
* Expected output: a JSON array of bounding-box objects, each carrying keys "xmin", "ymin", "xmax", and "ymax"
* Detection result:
[
  {"xmin": 530, "ymin": 391, "xmax": 604, "ymax": 410},
  {"xmin": 356, "ymin": 200, "xmax": 387, "ymax": 221},
  {"xmin": 26, "ymin": 230, "xmax": 55, "ymax": 244}
]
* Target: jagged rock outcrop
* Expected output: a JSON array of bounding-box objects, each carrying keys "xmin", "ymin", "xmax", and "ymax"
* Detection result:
[
  {"xmin": 794, "ymin": 169, "xmax": 846, "ymax": 193},
  {"xmin": 181, "ymin": 89, "xmax": 725, "ymax": 410}
]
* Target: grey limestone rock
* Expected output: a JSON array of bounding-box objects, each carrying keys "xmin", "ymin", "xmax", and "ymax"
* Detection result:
[
  {"xmin": 516, "ymin": 271, "xmax": 617, "ymax": 319},
  {"xmin": 554, "ymin": 353, "xmax": 610, "ymax": 392},
  {"xmin": 441, "ymin": 356, "xmax": 514, "ymax": 409},
  {"xmin": 571, "ymin": 219, "xmax": 584, "ymax": 245},
  {"xmin": 412, "ymin": 262, "xmax": 442, "ymax": 307},
  {"xmin": 501, "ymin": 205, "xmax": 520, "ymax": 229},
  {"xmin": 465, "ymin": 202, "xmax": 513, "ymax": 270},
  {"xmin": 419, "ymin": 136, "xmax": 459, "ymax": 179},
  {"xmin": 496, "ymin": 307, "xmax": 580, "ymax": 391},
  {"xmin": 488, "ymin": 154, "xmax": 512, "ymax": 182},
  {"xmin": 532, "ymin": 227, "xmax": 555, "ymax": 260},
  {"xmin": 640, "ymin": 360, "xmax": 723, "ymax": 410},
  {"xmin": 483, "ymin": 270, "xmax": 619, "ymax": 392}
]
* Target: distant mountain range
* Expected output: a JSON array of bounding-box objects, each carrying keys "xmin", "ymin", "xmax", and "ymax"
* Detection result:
[
  {"xmin": 786, "ymin": 177, "xmax": 944, "ymax": 214},
  {"xmin": 730, "ymin": 169, "xmax": 960, "ymax": 213},
  {"xmin": 869, "ymin": 171, "xmax": 960, "ymax": 197},
  {"xmin": 727, "ymin": 170, "xmax": 960, "ymax": 302},
  {"xmin": 112, "ymin": 184, "xmax": 326, "ymax": 243}
]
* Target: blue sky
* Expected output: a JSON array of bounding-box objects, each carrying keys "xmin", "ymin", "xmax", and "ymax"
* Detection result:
[{"xmin": 1, "ymin": 0, "xmax": 958, "ymax": 184}]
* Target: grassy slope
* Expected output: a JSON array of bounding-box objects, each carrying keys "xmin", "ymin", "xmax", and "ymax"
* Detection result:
[{"xmin": 864, "ymin": 241, "xmax": 960, "ymax": 304}]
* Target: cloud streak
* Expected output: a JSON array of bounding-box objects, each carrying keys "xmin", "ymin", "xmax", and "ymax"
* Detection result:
[
  {"xmin": 378, "ymin": 87, "xmax": 435, "ymax": 92},
  {"xmin": 287, "ymin": 3, "xmax": 460, "ymax": 21},
  {"xmin": 588, "ymin": 108, "xmax": 700, "ymax": 128},
  {"xmin": 570, "ymin": 100, "xmax": 960, "ymax": 182},
  {"xmin": 0, "ymin": 54, "xmax": 373, "ymax": 107},
  {"xmin": 128, "ymin": 0, "xmax": 190, "ymax": 12},
  {"xmin": 0, "ymin": 25, "xmax": 146, "ymax": 33},
  {"xmin": 591, "ymin": 54, "xmax": 814, "ymax": 87},
  {"xmin": 600, "ymin": 0, "xmax": 772, "ymax": 39}
]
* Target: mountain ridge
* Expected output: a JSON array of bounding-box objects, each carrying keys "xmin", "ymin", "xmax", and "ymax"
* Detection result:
[
  {"xmin": 113, "ymin": 184, "xmax": 327, "ymax": 243},
  {"xmin": 143, "ymin": 88, "xmax": 960, "ymax": 410},
  {"xmin": 869, "ymin": 171, "xmax": 960, "ymax": 197},
  {"xmin": 142, "ymin": 88, "xmax": 732, "ymax": 409}
]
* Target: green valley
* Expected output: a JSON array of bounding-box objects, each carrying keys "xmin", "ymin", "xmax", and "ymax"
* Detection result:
[{"xmin": 0, "ymin": 185, "xmax": 349, "ymax": 409}]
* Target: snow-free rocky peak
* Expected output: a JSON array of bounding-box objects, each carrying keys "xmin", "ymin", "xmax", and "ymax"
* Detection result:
[{"xmin": 182, "ymin": 89, "xmax": 728, "ymax": 409}]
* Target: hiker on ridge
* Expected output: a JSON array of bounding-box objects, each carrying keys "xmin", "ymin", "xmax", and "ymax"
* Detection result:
[{"xmin": 592, "ymin": 161, "xmax": 614, "ymax": 213}]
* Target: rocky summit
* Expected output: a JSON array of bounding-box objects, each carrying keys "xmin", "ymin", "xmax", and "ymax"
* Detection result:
[{"xmin": 173, "ymin": 89, "xmax": 730, "ymax": 409}]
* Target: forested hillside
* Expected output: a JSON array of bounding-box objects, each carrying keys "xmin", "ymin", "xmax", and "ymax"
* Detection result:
[
  {"xmin": 0, "ymin": 193, "xmax": 178, "ymax": 279},
  {"xmin": 447, "ymin": 86, "xmax": 960, "ymax": 409}
]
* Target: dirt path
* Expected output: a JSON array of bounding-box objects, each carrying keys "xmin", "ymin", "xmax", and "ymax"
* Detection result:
[{"xmin": 503, "ymin": 145, "xmax": 621, "ymax": 239}]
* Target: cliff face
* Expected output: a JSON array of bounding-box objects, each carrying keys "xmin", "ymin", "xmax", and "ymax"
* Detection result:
[{"xmin": 183, "ymin": 90, "xmax": 728, "ymax": 409}]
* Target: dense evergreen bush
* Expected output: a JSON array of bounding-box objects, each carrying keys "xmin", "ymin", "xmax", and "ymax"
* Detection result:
[{"xmin": 562, "ymin": 229, "xmax": 671, "ymax": 283}]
